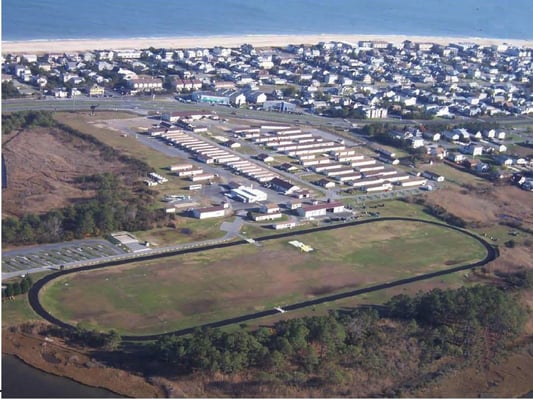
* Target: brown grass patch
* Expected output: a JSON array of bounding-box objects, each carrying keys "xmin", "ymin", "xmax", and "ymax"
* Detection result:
[
  {"xmin": 2, "ymin": 126, "xmax": 129, "ymax": 218},
  {"xmin": 426, "ymin": 184, "xmax": 533, "ymax": 229}
]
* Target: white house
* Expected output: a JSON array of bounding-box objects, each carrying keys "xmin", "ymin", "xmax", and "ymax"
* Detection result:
[
  {"xmin": 270, "ymin": 177, "xmax": 300, "ymax": 195},
  {"xmin": 422, "ymin": 131, "xmax": 441, "ymax": 142},
  {"xmin": 246, "ymin": 91, "xmax": 267, "ymax": 105},
  {"xmin": 408, "ymin": 137, "xmax": 425, "ymax": 149},
  {"xmin": 461, "ymin": 143, "xmax": 483, "ymax": 157}
]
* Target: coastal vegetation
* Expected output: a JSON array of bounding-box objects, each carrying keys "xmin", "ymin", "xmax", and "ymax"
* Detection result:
[{"xmin": 144, "ymin": 284, "xmax": 528, "ymax": 397}]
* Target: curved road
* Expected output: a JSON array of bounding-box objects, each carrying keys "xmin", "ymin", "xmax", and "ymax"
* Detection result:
[{"xmin": 27, "ymin": 217, "xmax": 498, "ymax": 341}]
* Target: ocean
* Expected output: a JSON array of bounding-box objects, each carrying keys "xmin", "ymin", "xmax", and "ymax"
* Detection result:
[{"xmin": 2, "ymin": 0, "xmax": 533, "ymax": 42}]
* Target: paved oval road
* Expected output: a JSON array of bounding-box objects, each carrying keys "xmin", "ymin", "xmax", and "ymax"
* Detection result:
[{"xmin": 27, "ymin": 217, "xmax": 498, "ymax": 341}]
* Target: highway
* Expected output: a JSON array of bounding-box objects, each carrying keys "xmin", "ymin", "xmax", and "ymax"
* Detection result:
[
  {"xmin": 4, "ymin": 96, "xmax": 533, "ymax": 128},
  {"xmin": 26, "ymin": 217, "xmax": 499, "ymax": 342}
]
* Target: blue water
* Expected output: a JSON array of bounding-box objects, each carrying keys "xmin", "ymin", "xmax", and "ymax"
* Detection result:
[{"xmin": 2, "ymin": 0, "xmax": 532, "ymax": 42}]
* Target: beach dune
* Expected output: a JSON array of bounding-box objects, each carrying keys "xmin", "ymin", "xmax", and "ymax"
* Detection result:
[{"xmin": 2, "ymin": 34, "xmax": 532, "ymax": 54}]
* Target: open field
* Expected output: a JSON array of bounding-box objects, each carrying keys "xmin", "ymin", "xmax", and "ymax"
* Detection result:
[
  {"xmin": 39, "ymin": 220, "xmax": 487, "ymax": 335},
  {"xmin": 426, "ymin": 182, "xmax": 533, "ymax": 229},
  {"xmin": 53, "ymin": 112, "xmax": 183, "ymax": 172},
  {"xmin": 1, "ymin": 123, "xmax": 132, "ymax": 218},
  {"xmin": 423, "ymin": 162, "xmax": 488, "ymax": 187},
  {"xmin": 133, "ymin": 217, "xmax": 227, "ymax": 246}
]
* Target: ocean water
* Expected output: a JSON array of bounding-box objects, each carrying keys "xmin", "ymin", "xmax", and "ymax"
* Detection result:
[{"xmin": 2, "ymin": 0, "xmax": 532, "ymax": 42}]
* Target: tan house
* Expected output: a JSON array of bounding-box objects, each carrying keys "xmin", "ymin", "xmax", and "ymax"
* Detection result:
[
  {"xmin": 89, "ymin": 84, "xmax": 105, "ymax": 97},
  {"xmin": 127, "ymin": 77, "xmax": 163, "ymax": 92}
]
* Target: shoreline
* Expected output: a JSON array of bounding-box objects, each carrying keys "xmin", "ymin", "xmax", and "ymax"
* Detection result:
[
  {"xmin": 2, "ymin": 33, "xmax": 533, "ymax": 54},
  {"xmin": 2, "ymin": 327, "xmax": 165, "ymax": 398},
  {"xmin": 2, "ymin": 353, "xmax": 125, "ymax": 398}
]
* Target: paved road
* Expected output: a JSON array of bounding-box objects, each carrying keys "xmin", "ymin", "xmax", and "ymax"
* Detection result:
[
  {"xmin": 4, "ymin": 96, "xmax": 533, "ymax": 128},
  {"xmin": 26, "ymin": 217, "xmax": 498, "ymax": 341},
  {"xmin": 1, "ymin": 220, "xmax": 240, "ymax": 281}
]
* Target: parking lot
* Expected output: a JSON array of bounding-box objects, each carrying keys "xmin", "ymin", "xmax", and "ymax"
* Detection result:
[{"xmin": 2, "ymin": 239, "xmax": 126, "ymax": 274}]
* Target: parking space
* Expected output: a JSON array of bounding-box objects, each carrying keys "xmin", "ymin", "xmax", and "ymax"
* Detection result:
[{"xmin": 2, "ymin": 240, "xmax": 126, "ymax": 273}]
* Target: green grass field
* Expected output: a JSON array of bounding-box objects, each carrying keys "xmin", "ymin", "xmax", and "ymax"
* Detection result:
[{"xmin": 39, "ymin": 220, "xmax": 488, "ymax": 336}]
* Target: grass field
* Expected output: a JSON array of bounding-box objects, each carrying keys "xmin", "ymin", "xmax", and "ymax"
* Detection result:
[
  {"xmin": 423, "ymin": 162, "xmax": 488, "ymax": 187},
  {"xmin": 39, "ymin": 220, "xmax": 487, "ymax": 335},
  {"xmin": 133, "ymin": 217, "xmax": 228, "ymax": 246},
  {"xmin": 2, "ymin": 296, "xmax": 41, "ymax": 325},
  {"xmin": 53, "ymin": 112, "xmax": 183, "ymax": 172}
]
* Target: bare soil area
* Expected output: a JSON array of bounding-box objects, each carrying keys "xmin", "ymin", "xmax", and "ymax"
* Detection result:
[{"xmin": 2, "ymin": 126, "xmax": 128, "ymax": 218}]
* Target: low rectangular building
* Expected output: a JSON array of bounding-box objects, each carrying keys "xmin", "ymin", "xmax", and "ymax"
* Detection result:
[
  {"xmin": 193, "ymin": 205, "xmax": 228, "ymax": 219},
  {"xmin": 297, "ymin": 201, "xmax": 345, "ymax": 218},
  {"xmin": 422, "ymin": 170, "xmax": 445, "ymax": 182},
  {"xmin": 231, "ymin": 186, "xmax": 268, "ymax": 203},
  {"xmin": 191, "ymin": 173, "xmax": 215, "ymax": 182}
]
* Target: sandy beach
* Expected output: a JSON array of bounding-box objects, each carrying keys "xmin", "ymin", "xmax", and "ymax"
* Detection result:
[{"xmin": 2, "ymin": 34, "xmax": 532, "ymax": 54}]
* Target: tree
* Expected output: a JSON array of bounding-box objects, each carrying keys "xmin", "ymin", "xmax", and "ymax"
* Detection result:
[
  {"xmin": 282, "ymin": 85, "xmax": 299, "ymax": 98},
  {"xmin": 4, "ymin": 284, "xmax": 14, "ymax": 298},
  {"xmin": 20, "ymin": 276, "xmax": 31, "ymax": 293},
  {"xmin": 1, "ymin": 81, "xmax": 22, "ymax": 99},
  {"xmin": 104, "ymin": 329, "xmax": 122, "ymax": 350},
  {"xmin": 12, "ymin": 282, "xmax": 21, "ymax": 296}
]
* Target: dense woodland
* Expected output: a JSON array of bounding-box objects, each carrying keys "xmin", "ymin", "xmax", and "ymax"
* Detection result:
[
  {"xmin": 2, "ymin": 111, "xmax": 170, "ymax": 245},
  {"xmin": 146, "ymin": 284, "xmax": 528, "ymax": 397}
]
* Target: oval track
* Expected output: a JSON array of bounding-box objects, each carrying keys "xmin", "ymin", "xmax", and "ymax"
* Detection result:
[{"xmin": 27, "ymin": 217, "xmax": 498, "ymax": 341}]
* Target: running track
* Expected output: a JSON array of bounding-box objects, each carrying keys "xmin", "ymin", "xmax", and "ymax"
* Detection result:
[{"xmin": 27, "ymin": 217, "xmax": 498, "ymax": 341}]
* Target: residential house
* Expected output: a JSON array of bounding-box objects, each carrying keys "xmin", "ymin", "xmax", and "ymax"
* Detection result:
[
  {"xmin": 493, "ymin": 155, "xmax": 513, "ymax": 167},
  {"xmin": 89, "ymin": 84, "xmax": 105, "ymax": 97},
  {"xmin": 269, "ymin": 177, "xmax": 300, "ymax": 195},
  {"xmin": 408, "ymin": 137, "xmax": 425, "ymax": 149},
  {"xmin": 422, "ymin": 131, "xmax": 441, "ymax": 141},
  {"xmin": 256, "ymin": 153, "xmax": 274, "ymax": 163},
  {"xmin": 446, "ymin": 152, "xmax": 465, "ymax": 164},
  {"xmin": 461, "ymin": 143, "xmax": 483, "ymax": 157},
  {"xmin": 426, "ymin": 145, "xmax": 447, "ymax": 160},
  {"xmin": 316, "ymin": 178, "xmax": 336, "ymax": 189},
  {"xmin": 229, "ymin": 91, "xmax": 246, "ymax": 106},
  {"xmin": 127, "ymin": 77, "xmax": 163, "ymax": 92},
  {"xmin": 246, "ymin": 91, "xmax": 267, "ymax": 105}
]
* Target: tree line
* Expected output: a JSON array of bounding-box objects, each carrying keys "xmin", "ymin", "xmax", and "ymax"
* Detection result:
[
  {"xmin": 2, "ymin": 173, "xmax": 169, "ymax": 245},
  {"xmin": 149, "ymin": 284, "xmax": 526, "ymax": 396},
  {"xmin": 2, "ymin": 275, "xmax": 33, "ymax": 298},
  {"xmin": 2, "ymin": 110, "xmax": 55, "ymax": 135},
  {"xmin": 1, "ymin": 81, "xmax": 23, "ymax": 100},
  {"xmin": 45, "ymin": 323, "xmax": 121, "ymax": 351}
]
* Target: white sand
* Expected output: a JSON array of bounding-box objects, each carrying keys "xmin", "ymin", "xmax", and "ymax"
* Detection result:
[{"xmin": 2, "ymin": 33, "xmax": 532, "ymax": 54}]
